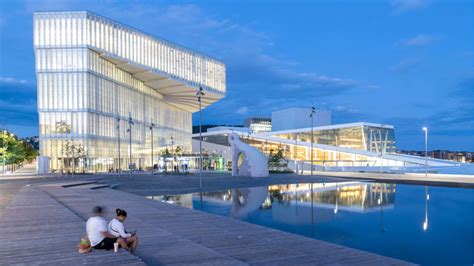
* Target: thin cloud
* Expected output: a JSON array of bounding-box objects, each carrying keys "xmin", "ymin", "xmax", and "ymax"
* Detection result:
[
  {"xmin": 236, "ymin": 106, "xmax": 249, "ymax": 115},
  {"xmin": 396, "ymin": 35, "xmax": 436, "ymax": 47},
  {"xmin": 391, "ymin": 58, "xmax": 422, "ymax": 72},
  {"xmin": 390, "ymin": 0, "xmax": 430, "ymax": 14},
  {"xmin": 0, "ymin": 76, "xmax": 27, "ymax": 84}
]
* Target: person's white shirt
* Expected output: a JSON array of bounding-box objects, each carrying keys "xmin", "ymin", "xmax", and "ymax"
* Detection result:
[
  {"xmin": 108, "ymin": 218, "xmax": 131, "ymax": 238},
  {"xmin": 86, "ymin": 216, "xmax": 108, "ymax": 246}
]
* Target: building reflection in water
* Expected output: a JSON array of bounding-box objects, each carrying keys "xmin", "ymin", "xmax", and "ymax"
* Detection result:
[
  {"xmin": 265, "ymin": 182, "xmax": 396, "ymax": 220},
  {"xmin": 147, "ymin": 182, "xmax": 396, "ymax": 222},
  {"xmin": 147, "ymin": 194, "xmax": 194, "ymax": 209}
]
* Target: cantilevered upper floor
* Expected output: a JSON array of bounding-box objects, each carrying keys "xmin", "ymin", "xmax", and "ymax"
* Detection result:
[{"xmin": 33, "ymin": 11, "xmax": 226, "ymax": 112}]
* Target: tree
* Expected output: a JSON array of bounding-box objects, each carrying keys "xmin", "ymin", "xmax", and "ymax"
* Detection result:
[
  {"xmin": 175, "ymin": 145, "xmax": 182, "ymax": 155},
  {"xmin": 162, "ymin": 148, "xmax": 172, "ymax": 158},
  {"xmin": 269, "ymin": 149, "xmax": 284, "ymax": 166},
  {"xmin": 0, "ymin": 130, "xmax": 38, "ymax": 172}
]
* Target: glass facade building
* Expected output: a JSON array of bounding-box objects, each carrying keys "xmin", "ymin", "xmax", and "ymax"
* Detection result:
[
  {"xmin": 193, "ymin": 123, "xmax": 402, "ymax": 168},
  {"xmin": 270, "ymin": 124, "xmax": 396, "ymax": 154},
  {"xmin": 34, "ymin": 11, "xmax": 226, "ymax": 172},
  {"xmin": 244, "ymin": 117, "xmax": 272, "ymax": 134}
]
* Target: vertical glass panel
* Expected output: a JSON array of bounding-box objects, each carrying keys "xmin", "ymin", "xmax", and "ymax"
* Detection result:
[
  {"xmin": 66, "ymin": 16, "xmax": 71, "ymax": 46},
  {"xmin": 34, "ymin": 17, "xmax": 39, "ymax": 46},
  {"xmin": 71, "ymin": 17, "xmax": 77, "ymax": 45},
  {"xmin": 61, "ymin": 17, "xmax": 66, "ymax": 45},
  {"xmin": 45, "ymin": 18, "xmax": 52, "ymax": 46}
]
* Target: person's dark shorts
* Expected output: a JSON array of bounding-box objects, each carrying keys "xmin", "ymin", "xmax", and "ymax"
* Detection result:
[{"xmin": 93, "ymin": 237, "xmax": 117, "ymax": 250}]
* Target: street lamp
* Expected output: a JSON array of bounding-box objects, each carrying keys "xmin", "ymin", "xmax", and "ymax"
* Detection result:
[
  {"xmin": 66, "ymin": 140, "xmax": 69, "ymax": 178},
  {"xmin": 309, "ymin": 106, "xmax": 316, "ymax": 176},
  {"xmin": 197, "ymin": 87, "xmax": 205, "ymax": 189},
  {"xmin": 150, "ymin": 121, "xmax": 155, "ymax": 173},
  {"xmin": 378, "ymin": 125, "xmax": 386, "ymax": 174},
  {"xmin": 116, "ymin": 116, "xmax": 121, "ymax": 177},
  {"xmin": 71, "ymin": 139, "xmax": 75, "ymax": 178},
  {"xmin": 170, "ymin": 136, "xmax": 174, "ymax": 171},
  {"xmin": 127, "ymin": 112, "xmax": 134, "ymax": 180},
  {"xmin": 422, "ymin": 127, "xmax": 428, "ymax": 178},
  {"xmin": 295, "ymin": 133, "xmax": 298, "ymax": 175}
]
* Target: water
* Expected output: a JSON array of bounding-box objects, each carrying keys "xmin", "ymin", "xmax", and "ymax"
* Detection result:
[{"xmin": 148, "ymin": 182, "xmax": 474, "ymax": 265}]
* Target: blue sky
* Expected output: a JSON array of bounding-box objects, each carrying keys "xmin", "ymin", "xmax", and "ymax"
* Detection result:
[{"xmin": 0, "ymin": 0, "xmax": 473, "ymax": 150}]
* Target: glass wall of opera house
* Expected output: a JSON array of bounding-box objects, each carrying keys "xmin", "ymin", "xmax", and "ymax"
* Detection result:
[
  {"xmin": 192, "ymin": 121, "xmax": 461, "ymax": 172},
  {"xmin": 34, "ymin": 11, "xmax": 225, "ymax": 172}
]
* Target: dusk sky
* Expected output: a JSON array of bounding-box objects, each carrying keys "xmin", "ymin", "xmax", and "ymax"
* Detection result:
[{"xmin": 0, "ymin": 0, "xmax": 473, "ymax": 150}]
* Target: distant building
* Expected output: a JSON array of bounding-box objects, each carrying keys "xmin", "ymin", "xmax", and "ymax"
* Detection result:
[
  {"xmin": 271, "ymin": 107, "xmax": 331, "ymax": 131},
  {"xmin": 192, "ymin": 106, "xmax": 462, "ymax": 170},
  {"xmin": 244, "ymin": 117, "xmax": 271, "ymax": 133},
  {"xmin": 400, "ymin": 150, "xmax": 473, "ymax": 163}
]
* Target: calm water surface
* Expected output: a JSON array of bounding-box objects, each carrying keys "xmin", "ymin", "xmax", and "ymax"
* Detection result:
[{"xmin": 149, "ymin": 182, "xmax": 474, "ymax": 265}]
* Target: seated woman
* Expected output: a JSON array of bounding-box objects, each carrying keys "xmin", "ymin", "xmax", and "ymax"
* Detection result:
[
  {"xmin": 86, "ymin": 206, "xmax": 128, "ymax": 251},
  {"xmin": 108, "ymin": 208, "xmax": 139, "ymax": 254}
]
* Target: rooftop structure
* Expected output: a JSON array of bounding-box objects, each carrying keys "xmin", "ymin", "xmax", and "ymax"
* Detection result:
[
  {"xmin": 271, "ymin": 107, "xmax": 331, "ymax": 131},
  {"xmin": 244, "ymin": 117, "xmax": 272, "ymax": 133}
]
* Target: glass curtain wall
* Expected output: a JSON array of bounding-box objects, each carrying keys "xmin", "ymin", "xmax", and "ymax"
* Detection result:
[
  {"xmin": 34, "ymin": 11, "xmax": 223, "ymax": 172},
  {"xmin": 34, "ymin": 11, "xmax": 225, "ymax": 94},
  {"xmin": 272, "ymin": 125, "xmax": 396, "ymax": 154},
  {"xmin": 195, "ymin": 132, "xmax": 403, "ymax": 168}
]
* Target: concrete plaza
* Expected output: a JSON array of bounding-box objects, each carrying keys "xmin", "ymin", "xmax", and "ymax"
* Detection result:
[{"xmin": 1, "ymin": 173, "xmax": 412, "ymax": 265}]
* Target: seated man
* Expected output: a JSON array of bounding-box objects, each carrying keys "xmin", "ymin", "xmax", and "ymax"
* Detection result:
[{"xmin": 86, "ymin": 206, "xmax": 127, "ymax": 251}]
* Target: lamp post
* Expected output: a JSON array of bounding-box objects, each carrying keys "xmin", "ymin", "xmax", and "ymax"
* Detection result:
[
  {"xmin": 127, "ymin": 113, "xmax": 134, "ymax": 180},
  {"xmin": 422, "ymin": 127, "xmax": 428, "ymax": 178},
  {"xmin": 378, "ymin": 129, "xmax": 383, "ymax": 174},
  {"xmin": 71, "ymin": 139, "xmax": 74, "ymax": 178},
  {"xmin": 149, "ymin": 121, "xmax": 155, "ymax": 173},
  {"xmin": 310, "ymin": 106, "xmax": 316, "ymax": 176},
  {"xmin": 66, "ymin": 140, "xmax": 69, "ymax": 178},
  {"xmin": 197, "ymin": 87, "xmax": 205, "ymax": 189},
  {"xmin": 310, "ymin": 182, "xmax": 314, "ymax": 237},
  {"xmin": 295, "ymin": 133, "xmax": 298, "ymax": 175},
  {"xmin": 116, "ymin": 116, "xmax": 121, "ymax": 177},
  {"xmin": 170, "ymin": 136, "xmax": 174, "ymax": 171}
]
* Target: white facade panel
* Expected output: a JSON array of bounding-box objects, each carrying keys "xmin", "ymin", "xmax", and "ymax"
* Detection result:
[{"xmin": 271, "ymin": 107, "xmax": 332, "ymax": 131}]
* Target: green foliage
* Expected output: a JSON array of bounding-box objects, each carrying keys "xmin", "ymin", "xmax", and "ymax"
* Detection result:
[
  {"xmin": 0, "ymin": 130, "xmax": 38, "ymax": 165},
  {"xmin": 162, "ymin": 148, "xmax": 172, "ymax": 158},
  {"xmin": 268, "ymin": 149, "xmax": 285, "ymax": 166}
]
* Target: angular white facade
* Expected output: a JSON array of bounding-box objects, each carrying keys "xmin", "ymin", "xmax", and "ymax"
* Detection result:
[
  {"xmin": 271, "ymin": 107, "xmax": 331, "ymax": 132},
  {"xmin": 192, "ymin": 122, "xmax": 459, "ymax": 172},
  {"xmin": 33, "ymin": 11, "xmax": 226, "ymax": 172}
]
